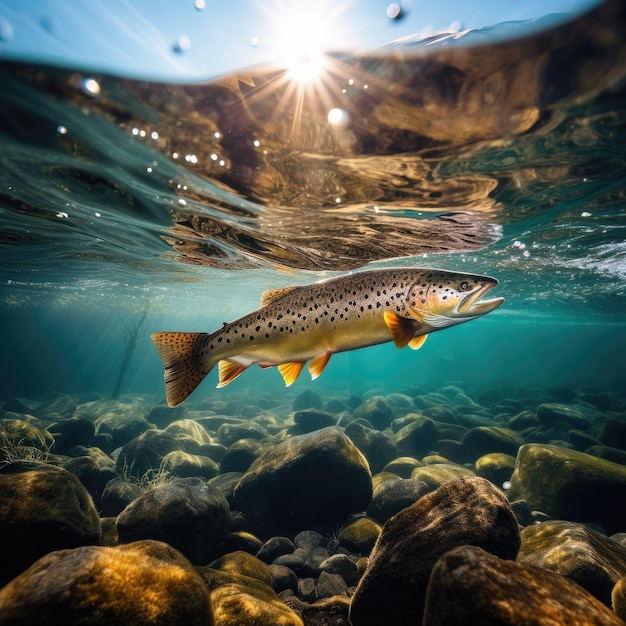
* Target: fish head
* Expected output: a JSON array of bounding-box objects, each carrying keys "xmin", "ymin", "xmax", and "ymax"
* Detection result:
[{"xmin": 406, "ymin": 270, "xmax": 504, "ymax": 329}]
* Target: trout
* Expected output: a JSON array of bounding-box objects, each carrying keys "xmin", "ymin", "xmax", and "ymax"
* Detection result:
[{"xmin": 152, "ymin": 267, "xmax": 504, "ymax": 406}]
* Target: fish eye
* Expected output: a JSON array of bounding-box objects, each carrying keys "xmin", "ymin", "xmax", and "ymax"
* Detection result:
[{"xmin": 458, "ymin": 281, "xmax": 472, "ymax": 291}]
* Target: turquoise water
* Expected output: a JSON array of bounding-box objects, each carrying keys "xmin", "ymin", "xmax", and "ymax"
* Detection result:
[{"xmin": 0, "ymin": 0, "xmax": 625, "ymax": 402}]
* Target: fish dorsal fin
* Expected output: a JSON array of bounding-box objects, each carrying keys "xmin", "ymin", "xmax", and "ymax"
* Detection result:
[
  {"xmin": 260, "ymin": 285, "xmax": 299, "ymax": 307},
  {"xmin": 408, "ymin": 334, "xmax": 428, "ymax": 351},
  {"xmin": 277, "ymin": 361, "xmax": 305, "ymax": 386},
  {"xmin": 384, "ymin": 311, "xmax": 418, "ymax": 349},
  {"xmin": 217, "ymin": 359, "xmax": 247, "ymax": 388},
  {"xmin": 308, "ymin": 352, "xmax": 332, "ymax": 380}
]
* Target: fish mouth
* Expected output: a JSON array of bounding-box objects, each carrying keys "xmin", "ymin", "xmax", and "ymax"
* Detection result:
[{"xmin": 456, "ymin": 278, "xmax": 504, "ymax": 317}]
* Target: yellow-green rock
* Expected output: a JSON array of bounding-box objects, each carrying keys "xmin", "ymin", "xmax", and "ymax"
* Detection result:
[{"xmin": 338, "ymin": 517, "xmax": 382, "ymax": 554}]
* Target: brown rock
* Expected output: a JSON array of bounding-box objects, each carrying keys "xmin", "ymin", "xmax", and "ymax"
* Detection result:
[
  {"xmin": 518, "ymin": 520, "xmax": 626, "ymax": 606},
  {"xmin": 349, "ymin": 475, "xmax": 520, "ymax": 626},
  {"xmin": 423, "ymin": 545, "xmax": 625, "ymax": 625},
  {"xmin": 0, "ymin": 540, "xmax": 213, "ymax": 625}
]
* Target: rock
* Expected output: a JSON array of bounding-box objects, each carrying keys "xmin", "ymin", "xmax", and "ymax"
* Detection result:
[
  {"xmin": 165, "ymin": 419, "xmax": 213, "ymax": 445},
  {"xmin": 614, "ymin": 576, "xmax": 626, "ymax": 621},
  {"xmin": 422, "ymin": 544, "xmax": 625, "ymax": 625},
  {"xmin": 316, "ymin": 571, "xmax": 348, "ymax": 599},
  {"xmin": 462, "ymin": 426, "xmax": 525, "ymax": 460},
  {"xmin": 281, "ymin": 594, "xmax": 351, "ymax": 626},
  {"xmin": 35, "ymin": 395, "xmax": 77, "ymax": 419},
  {"xmin": 0, "ymin": 461, "xmax": 101, "ymax": 587},
  {"xmin": 569, "ymin": 429, "xmax": 603, "ymax": 450},
  {"xmin": 61, "ymin": 451, "xmax": 117, "ymax": 503},
  {"xmin": 294, "ymin": 529, "xmax": 325, "ymax": 550},
  {"xmin": 0, "ymin": 419, "xmax": 54, "ymax": 451},
  {"xmin": 232, "ymin": 428, "xmax": 371, "ymax": 534},
  {"xmin": 162, "ymin": 450, "xmax": 219, "ymax": 480},
  {"xmin": 600, "ymin": 418, "xmax": 626, "ymax": 451},
  {"xmin": 217, "ymin": 421, "xmax": 269, "ymax": 447},
  {"xmin": 349, "ymin": 475, "xmax": 520, "ymax": 626},
  {"xmin": 208, "ymin": 471, "xmax": 244, "ymax": 502},
  {"xmin": 257, "ymin": 536, "xmax": 296, "ymax": 563},
  {"xmin": 410, "ymin": 463, "xmax": 474, "ymax": 491},
  {"xmin": 298, "ymin": 577, "xmax": 317, "ymax": 602},
  {"xmin": 507, "ymin": 409, "xmax": 540, "ymax": 431},
  {"xmin": 338, "ymin": 517, "xmax": 381, "ymax": 554},
  {"xmin": 147, "ymin": 403, "xmax": 185, "ymax": 429},
  {"xmin": 290, "ymin": 409, "xmax": 337, "ymax": 435},
  {"xmin": 219, "ymin": 531, "xmax": 264, "ymax": 556},
  {"xmin": 302, "ymin": 546, "xmax": 331, "ymax": 576},
  {"xmin": 381, "ymin": 456, "xmax": 423, "ymax": 478},
  {"xmin": 115, "ymin": 429, "xmax": 182, "ymax": 480},
  {"xmin": 319, "ymin": 553, "xmax": 359, "ymax": 586},
  {"xmin": 220, "ymin": 438, "xmax": 263, "ymax": 473},
  {"xmin": 586, "ymin": 445, "xmax": 626, "ymax": 465},
  {"xmin": 274, "ymin": 554, "xmax": 304, "ymax": 571},
  {"xmin": 100, "ymin": 478, "xmax": 145, "ymax": 517},
  {"xmin": 0, "ymin": 540, "xmax": 212, "ymax": 625},
  {"xmin": 507, "ymin": 444, "xmax": 626, "ymax": 533},
  {"xmin": 199, "ymin": 551, "xmax": 303, "ymax": 625},
  {"xmin": 518, "ymin": 520, "xmax": 626, "ymax": 606},
  {"xmin": 293, "ymin": 390, "xmax": 324, "ymax": 411},
  {"xmin": 537, "ymin": 403, "xmax": 593, "ymax": 430},
  {"xmin": 474, "ymin": 452, "xmax": 516, "ymax": 486},
  {"xmin": 392, "ymin": 416, "xmax": 439, "ymax": 457},
  {"xmin": 367, "ymin": 477, "xmax": 431, "ymax": 523},
  {"xmin": 48, "ymin": 416, "xmax": 95, "ymax": 454},
  {"xmin": 344, "ymin": 422, "xmax": 397, "ymax": 473},
  {"xmin": 269, "ymin": 563, "xmax": 298, "ymax": 593},
  {"xmin": 116, "ymin": 477, "xmax": 230, "ymax": 564},
  {"xmin": 350, "ymin": 397, "xmax": 394, "ymax": 431}
]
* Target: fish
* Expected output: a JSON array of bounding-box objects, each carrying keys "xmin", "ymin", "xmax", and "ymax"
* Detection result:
[{"xmin": 152, "ymin": 267, "xmax": 504, "ymax": 407}]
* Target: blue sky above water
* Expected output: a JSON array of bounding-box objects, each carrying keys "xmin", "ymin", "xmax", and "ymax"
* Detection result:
[{"xmin": 0, "ymin": 0, "xmax": 602, "ymax": 80}]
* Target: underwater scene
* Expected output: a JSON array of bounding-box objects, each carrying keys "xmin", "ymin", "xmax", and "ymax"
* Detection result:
[{"xmin": 1, "ymin": 0, "xmax": 626, "ymax": 624}]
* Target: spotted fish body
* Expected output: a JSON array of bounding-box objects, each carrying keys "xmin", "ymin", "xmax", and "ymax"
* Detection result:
[{"xmin": 152, "ymin": 267, "xmax": 504, "ymax": 406}]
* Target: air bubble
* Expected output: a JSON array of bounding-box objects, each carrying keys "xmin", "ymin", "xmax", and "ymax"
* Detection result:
[
  {"xmin": 0, "ymin": 18, "xmax": 13, "ymax": 42},
  {"xmin": 327, "ymin": 108, "xmax": 350, "ymax": 129},
  {"xmin": 174, "ymin": 34, "xmax": 191, "ymax": 53},
  {"xmin": 194, "ymin": 0, "xmax": 205, "ymax": 9},
  {"xmin": 56, "ymin": 125, "xmax": 68, "ymax": 135},
  {"xmin": 81, "ymin": 77, "xmax": 100, "ymax": 97}
]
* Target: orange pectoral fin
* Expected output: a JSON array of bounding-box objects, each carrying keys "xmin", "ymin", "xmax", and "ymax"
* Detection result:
[
  {"xmin": 408, "ymin": 334, "xmax": 428, "ymax": 350},
  {"xmin": 217, "ymin": 359, "xmax": 248, "ymax": 388},
  {"xmin": 384, "ymin": 311, "xmax": 417, "ymax": 349},
  {"xmin": 277, "ymin": 361, "xmax": 305, "ymax": 386},
  {"xmin": 308, "ymin": 352, "xmax": 332, "ymax": 380}
]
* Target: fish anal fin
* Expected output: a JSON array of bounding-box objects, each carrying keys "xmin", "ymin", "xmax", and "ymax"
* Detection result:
[
  {"xmin": 308, "ymin": 352, "xmax": 332, "ymax": 380},
  {"xmin": 217, "ymin": 359, "xmax": 247, "ymax": 388},
  {"xmin": 260, "ymin": 285, "xmax": 299, "ymax": 307},
  {"xmin": 384, "ymin": 311, "xmax": 418, "ymax": 349},
  {"xmin": 408, "ymin": 334, "xmax": 428, "ymax": 350},
  {"xmin": 151, "ymin": 332, "xmax": 213, "ymax": 407},
  {"xmin": 277, "ymin": 361, "xmax": 305, "ymax": 386}
]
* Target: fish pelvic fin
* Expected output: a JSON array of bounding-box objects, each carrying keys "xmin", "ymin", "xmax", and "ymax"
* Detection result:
[
  {"xmin": 278, "ymin": 361, "xmax": 305, "ymax": 386},
  {"xmin": 308, "ymin": 352, "xmax": 332, "ymax": 380},
  {"xmin": 151, "ymin": 332, "xmax": 214, "ymax": 407},
  {"xmin": 408, "ymin": 334, "xmax": 428, "ymax": 350},
  {"xmin": 384, "ymin": 311, "xmax": 418, "ymax": 349},
  {"xmin": 217, "ymin": 359, "xmax": 248, "ymax": 388}
]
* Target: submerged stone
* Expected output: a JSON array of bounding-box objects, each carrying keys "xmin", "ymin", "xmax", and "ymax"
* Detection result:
[
  {"xmin": 349, "ymin": 475, "xmax": 520, "ymax": 626},
  {"xmin": 0, "ymin": 461, "xmax": 101, "ymax": 587},
  {"xmin": 232, "ymin": 427, "xmax": 371, "ymax": 534},
  {"xmin": 507, "ymin": 443, "xmax": 626, "ymax": 533},
  {"xmin": 423, "ymin": 545, "xmax": 625, "ymax": 625},
  {"xmin": 0, "ymin": 540, "xmax": 213, "ymax": 625},
  {"xmin": 518, "ymin": 520, "xmax": 626, "ymax": 606},
  {"xmin": 116, "ymin": 477, "xmax": 230, "ymax": 564}
]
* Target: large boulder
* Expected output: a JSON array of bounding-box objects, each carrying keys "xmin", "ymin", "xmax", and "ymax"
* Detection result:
[
  {"xmin": 116, "ymin": 477, "xmax": 230, "ymax": 564},
  {"xmin": 507, "ymin": 444, "xmax": 626, "ymax": 533},
  {"xmin": 0, "ymin": 540, "xmax": 212, "ymax": 625},
  {"xmin": 423, "ymin": 545, "xmax": 625, "ymax": 625},
  {"xmin": 0, "ymin": 461, "xmax": 101, "ymax": 587},
  {"xmin": 232, "ymin": 427, "xmax": 371, "ymax": 534},
  {"xmin": 518, "ymin": 520, "xmax": 626, "ymax": 606},
  {"xmin": 349, "ymin": 475, "xmax": 520, "ymax": 626}
]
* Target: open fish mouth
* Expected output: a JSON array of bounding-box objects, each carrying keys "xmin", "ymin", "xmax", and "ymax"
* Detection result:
[{"xmin": 456, "ymin": 278, "xmax": 504, "ymax": 317}]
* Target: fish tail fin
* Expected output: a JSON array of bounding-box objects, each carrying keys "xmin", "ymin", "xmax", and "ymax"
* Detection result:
[{"xmin": 151, "ymin": 332, "xmax": 215, "ymax": 407}]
